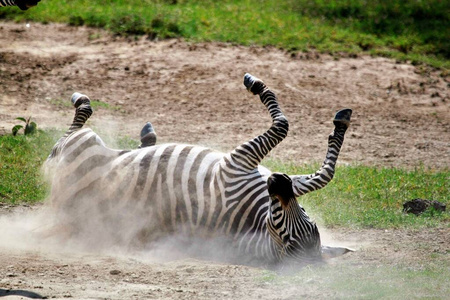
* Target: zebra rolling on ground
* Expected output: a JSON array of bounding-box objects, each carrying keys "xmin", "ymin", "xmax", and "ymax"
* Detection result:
[
  {"xmin": 45, "ymin": 73, "xmax": 353, "ymax": 266},
  {"xmin": 0, "ymin": 0, "xmax": 40, "ymax": 10}
]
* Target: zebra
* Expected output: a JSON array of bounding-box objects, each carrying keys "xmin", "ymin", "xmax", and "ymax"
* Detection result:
[
  {"xmin": 45, "ymin": 73, "xmax": 353, "ymax": 266},
  {"xmin": 0, "ymin": 0, "xmax": 40, "ymax": 10}
]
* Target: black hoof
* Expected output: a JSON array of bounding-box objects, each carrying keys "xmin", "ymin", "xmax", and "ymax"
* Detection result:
[
  {"xmin": 244, "ymin": 73, "xmax": 265, "ymax": 95},
  {"xmin": 140, "ymin": 122, "xmax": 155, "ymax": 138},
  {"xmin": 139, "ymin": 122, "xmax": 157, "ymax": 148},
  {"xmin": 71, "ymin": 92, "xmax": 90, "ymax": 108},
  {"xmin": 333, "ymin": 108, "xmax": 352, "ymax": 129}
]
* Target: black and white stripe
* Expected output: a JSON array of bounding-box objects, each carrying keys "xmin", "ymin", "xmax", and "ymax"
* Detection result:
[
  {"xmin": 46, "ymin": 73, "xmax": 352, "ymax": 265},
  {"xmin": 0, "ymin": 0, "xmax": 40, "ymax": 10},
  {"xmin": 0, "ymin": 0, "xmax": 16, "ymax": 7}
]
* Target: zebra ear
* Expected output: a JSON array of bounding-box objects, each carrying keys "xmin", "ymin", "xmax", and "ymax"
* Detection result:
[{"xmin": 267, "ymin": 173, "xmax": 294, "ymax": 207}]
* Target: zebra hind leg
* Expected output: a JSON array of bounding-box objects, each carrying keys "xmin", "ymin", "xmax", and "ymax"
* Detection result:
[
  {"xmin": 71, "ymin": 92, "xmax": 91, "ymax": 109},
  {"xmin": 68, "ymin": 92, "xmax": 93, "ymax": 131},
  {"xmin": 139, "ymin": 122, "xmax": 157, "ymax": 148},
  {"xmin": 47, "ymin": 93, "xmax": 93, "ymax": 160}
]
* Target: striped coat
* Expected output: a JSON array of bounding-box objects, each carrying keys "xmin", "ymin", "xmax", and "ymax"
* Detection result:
[{"xmin": 46, "ymin": 74, "xmax": 352, "ymax": 265}]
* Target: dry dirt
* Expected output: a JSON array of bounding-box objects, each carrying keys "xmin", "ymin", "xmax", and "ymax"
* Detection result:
[{"xmin": 0, "ymin": 22, "xmax": 449, "ymax": 299}]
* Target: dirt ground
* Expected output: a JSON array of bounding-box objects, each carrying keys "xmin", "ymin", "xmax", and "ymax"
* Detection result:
[{"xmin": 0, "ymin": 22, "xmax": 449, "ymax": 299}]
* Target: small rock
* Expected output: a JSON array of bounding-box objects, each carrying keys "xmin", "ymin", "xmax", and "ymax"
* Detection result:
[
  {"xmin": 403, "ymin": 198, "xmax": 446, "ymax": 215},
  {"xmin": 110, "ymin": 269, "xmax": 121, "ymax": 275}
]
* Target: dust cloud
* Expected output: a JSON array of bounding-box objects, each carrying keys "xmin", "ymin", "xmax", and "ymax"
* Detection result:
[
  {"xmin": 1, "ymin": 152, "xmax": 246, "ymax": 269},
  {"xmin": 0, "ymin": 201, "xmax": 258, "ymax": 268},
  {"xmin": 0, "ymin": 196, "xmax": 355, "ymax": 270},
  {"xmin": 1, "ymin": 113, "xmax": 252, "ymax": 271}
]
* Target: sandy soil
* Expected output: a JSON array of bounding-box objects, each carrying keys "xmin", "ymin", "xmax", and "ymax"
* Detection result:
[
  {"xmin": 0, "ymin": 22, "xmax": 449, "ymax": 299},
  {"xmin": 1, "ymin": 22, "xmax": 449, "ymax": 168}
]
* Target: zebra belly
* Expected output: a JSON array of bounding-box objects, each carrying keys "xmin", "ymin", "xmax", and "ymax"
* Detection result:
[
  {"xmin": 121, "ymin": 143, "xmax": 225, "ymax": 236},
  {"xmin": 48, "ymin": 138, "xmax": 273, "ymax": 249},
  {"xmin": 50, "ymin": 143, "xmax": 226, "ymax": 241}
]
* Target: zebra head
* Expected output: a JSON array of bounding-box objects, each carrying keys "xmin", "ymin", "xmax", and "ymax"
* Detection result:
[{"xmin": 266, "ymin": 172, "xmax": 322, "ymax": 263}]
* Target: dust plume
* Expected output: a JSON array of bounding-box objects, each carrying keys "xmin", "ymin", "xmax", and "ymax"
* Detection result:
[
  {"xmin": 0, "ymin": 199, "xmax": 356, "ymax": 271},
  {"xmin": 0, "ymin": 201, "xmax": 246, "ymax": 267},
  {"xmin": 1, "ymin": 145, "xmax": 241, "ymax": 267}
]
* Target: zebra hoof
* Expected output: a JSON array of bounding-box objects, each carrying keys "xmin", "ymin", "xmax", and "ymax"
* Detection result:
[
  {"xmin": 71, "ymin": 92, "xmax": 91, "ymax": 108},
  {"xmin": 321, "ymin": 245, "xmax": 355, "ymax": 259},
  {"xmin": 333, "ymin": 108, "xmax": 352, "ymax": 129},
  {"xmin": 244, "ymin": 73, "xmax": 265, "ymax": 95},
  {"xmin": 139, "ymin": 122, "xmax": 157, "ymax": 148},
  {"xmin": 140, "ymin": 122, "xmax": 155, "ymax": 137}
]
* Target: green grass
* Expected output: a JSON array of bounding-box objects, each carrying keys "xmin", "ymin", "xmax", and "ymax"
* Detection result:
[
  {"xmin": 1, "ymin": 130, "xmax": 448, "ymax": 229},
  {"xmin": 0, "ymin": 0, "xmax": 448, "ymax": 69},
  {"xmin": 47, "ymin": 98, "xmax": 123, "ymax": 111},
  {"xmin": 0, "ymin": 129, "xmax": 137, "ymax": 204},
  {"xmin": 0, "ymin": 130, "xmax": 59, "ymax": 203},
  {"xmin": 264, "ymin": 159, "xmax": 449, "ymax": 229}
]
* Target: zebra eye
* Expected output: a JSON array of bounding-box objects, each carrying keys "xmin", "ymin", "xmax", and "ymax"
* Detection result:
[{"xmin": 282, "ymin": 235, "xmax": 290, "ymax": 245}]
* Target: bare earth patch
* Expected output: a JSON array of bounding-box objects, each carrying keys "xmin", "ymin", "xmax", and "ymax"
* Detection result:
[{"xmin": 0, "ymin": 22, "xmax": 449, "ymax": 299}]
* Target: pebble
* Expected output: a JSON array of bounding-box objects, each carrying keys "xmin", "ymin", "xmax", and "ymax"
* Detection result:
[{"xmin": 109, "ymin": 269, "xmax": 121, "ymax": 275}]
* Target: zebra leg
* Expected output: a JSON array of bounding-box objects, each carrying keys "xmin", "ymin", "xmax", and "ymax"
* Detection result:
[
  {"xmin": 0, "ymin": 0, "xmax": 41, "ymax": 10},
  {"xmin": 227, "ymin": 74, "xmax": 289, "ymax": 171},
  {"xmin": 69, "ymin": 92, "xmax": 93, "ymax": 131},
  {"xmin": 139, "ymin": 122, "xmax": 157, "ymax": 148},
  {"xmin": 47, "ymin": 93, "xmax": 93, "ymax": 160},
  {"xmin": 290, "ymin": 109, "xmax": 352, "ymax": 196}
]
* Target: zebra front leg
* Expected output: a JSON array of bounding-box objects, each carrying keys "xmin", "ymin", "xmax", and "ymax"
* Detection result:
[
  {"xmin": 227, "ymin": 74, "xmax": 289, "ymax": 171},
  {"xmin": 290, "ymin": 109, "xmax": 352, "ymax": 196}
]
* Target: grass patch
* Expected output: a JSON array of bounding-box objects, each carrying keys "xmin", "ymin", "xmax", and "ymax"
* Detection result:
[
  {"xmin": 0, "ymin": 129, "xmax": 60, "ymax": 203},
  {"xmin": 1, "ymin": 0, "xmax": 448, "ymax": 69},
  {"xmin": 47, "ymin": 98, "xmax": 123, "ymax": 111},
  {"xmin": 90, "ymin": 99, "xmax": 123, "ymax": 111},
  {"xmin": 263, "ymin": 159, "xmax": 449, "ymax": 229},
  {"xmin": 0, "ymin": 129, "xmax": 138, "ymax": 204},
  {"xmin": 47, "ymin": 98, "xmax": 73, "ymax": 109}
]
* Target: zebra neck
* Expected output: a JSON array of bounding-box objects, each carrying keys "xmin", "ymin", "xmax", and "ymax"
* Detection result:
[{"xmin": 236, "ymin": 220, "xmax": 282, "ymax": 264}]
